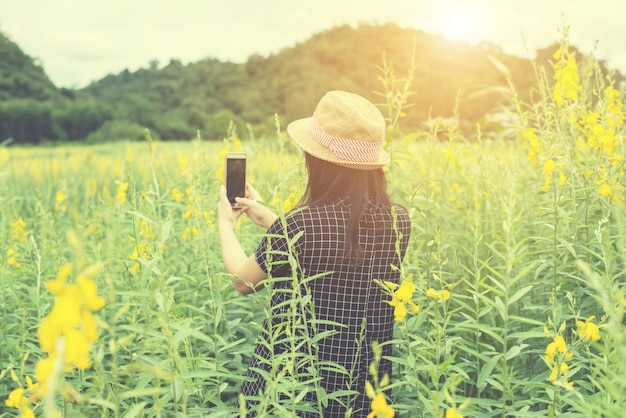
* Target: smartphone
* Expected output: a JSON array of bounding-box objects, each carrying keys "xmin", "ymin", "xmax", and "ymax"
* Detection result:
[{"xmin": 224, "ymin": 152, "xmax": 246, "ymax": 205}]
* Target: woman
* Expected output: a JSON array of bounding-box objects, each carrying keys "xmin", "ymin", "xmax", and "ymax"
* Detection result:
[{"xmin": 218, "ymin": 90, "xmax": 411, "ymax": 416}]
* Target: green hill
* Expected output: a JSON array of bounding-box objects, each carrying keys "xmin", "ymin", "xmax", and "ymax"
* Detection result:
[
  {"xmin": 0, "ymin": 23, "xmax": 622, "ymax": 144},
  {"xmin": 0, "ymin": 32, "xmax": 58, "ymax": 101}
]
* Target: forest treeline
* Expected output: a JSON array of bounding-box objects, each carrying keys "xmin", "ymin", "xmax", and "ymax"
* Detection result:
[{"xmin": 1, "ymin": 23, "xmax": 623, "ymax": 144}]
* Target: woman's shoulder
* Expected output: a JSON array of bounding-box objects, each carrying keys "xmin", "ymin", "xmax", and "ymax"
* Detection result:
[
  {"xmin": 392, "ymin": 203, "xmax": 410, "ymax": 216},
  {"xmin": 267, "ymin": 206, "xmax": 318, "ymax": 232},
  {"xmin": 391, "ymin": 203, "xmax": 411, "ymax": 225}
]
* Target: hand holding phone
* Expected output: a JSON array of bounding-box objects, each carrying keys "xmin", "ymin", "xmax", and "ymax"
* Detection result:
[{"xmin": 224, "ymin": 152, "xmax": 246, "ymax": 205}]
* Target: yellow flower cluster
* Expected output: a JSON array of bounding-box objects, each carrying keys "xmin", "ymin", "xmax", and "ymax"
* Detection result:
[
  {"xmin": 6, "ymin": 218, "xmax": 28, "ymax": 269},
  {"xmin": 139, "ymin": 219, "xmax": 156, "ymax": 241},
  {"xmin": 551, "ymin": 45, "xmax": 581, "ymax": 108},
  {"xmin": 544, "ymin": 315, "xmax": 601, "ymax": 388},
  {"xmin": 445, "ymin": 407, "xmax": 464, "ymax": 418},
  {"xmin": 576, "ymin": 315, "xmax": 601, "ymax": 341},
  {"xmin": 180, "ymin": 186, "xmax": 214, "ymax": 238},
  {"xmin": 11, "ymin": 218, "xmax": 28, "ymax": 242},
  {"xmin": 183, "ymin": 226, "xmax": 200, "ymax": 240},
  {"xmin": 6, "ymin": 248, "xmax": 21, "ymax": 268},
  {"xmin": 385, "ymin": 274, "xmax": 420, "ymax": 322},
  {"xmin": 171, "ymin": 187, "xmax": 184, "ymax": 203},
  {"xmin": 522, "ymin": 42, "xmax": 625, "ymax": 200},
  {"xmin": 574, "ymin": 86, "xmax": 625, "ymax": 204},
  {"xmin": 115, "ymin": 180, "xmax": 129, "ymax": 205},
  {"xmin": 271, "ymin": 186, "xmax": 302, "ymax": 213},
  {"xmin": 127, "ymin": 219, "xmax": 157, "ymax": 273},
  {"xmin": 5, "ymin": 378, "xmax": 37, "ymax": 418},
  {"xmin": 4, "ymin": 262, "xmax": 106, "ymax": 416},
  {"xmin": 171, "ymin": 186, "xmax": 215, "ymax": 241},
  {"xmin": 55, "ymin": 190, "xmax": 68, "ymax": 212},
  {"xmin": 365, "ymin": 380, "xmax": 395, "ymax": 418},
  {"xmin": 539, "ymin": 159, "xmax": 566, "ymax": 192},
  {"xmin": 182, "ymin": 187, "xmax": 201, "ymax": 220},
  {"xmin": 36, "ymin": 263, "xmax": 106, "ymax": 391},
  {"xmin": 544, "ymin": 334, "xmax": 574, "ymax": 387},
  {"xmin": 520, "ymin": 128, "xmax": 542, "ymax": 168},
  {"xmin": 129, "ymin": 241, "xmax": 151, "ymax": 273}
]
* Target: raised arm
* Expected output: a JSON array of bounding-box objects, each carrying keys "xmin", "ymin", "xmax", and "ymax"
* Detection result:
[{"xmin": 217, "ymin": 185, "xmax": 267, "ymax": 294}]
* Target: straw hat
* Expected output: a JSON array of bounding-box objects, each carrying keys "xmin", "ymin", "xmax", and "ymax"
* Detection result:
[{"xmin": 286, "ymin": 90, "xmax": 389, "ymax": 170}]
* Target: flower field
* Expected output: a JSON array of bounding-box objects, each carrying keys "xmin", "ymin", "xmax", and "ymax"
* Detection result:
[{"xmin": 2, "ymin": 39, "xmax": 626, "ymax": 417}]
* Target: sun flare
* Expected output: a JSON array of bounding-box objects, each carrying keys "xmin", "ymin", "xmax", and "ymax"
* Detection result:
[{"xmin": 440, "ymin": 8, "xmax": 479, "ymax": 43}]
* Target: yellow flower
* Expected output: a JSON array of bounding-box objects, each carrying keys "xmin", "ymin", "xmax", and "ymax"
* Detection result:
[
  {"xmin": 446, "ymin": 407, "xmax": 464, "ymax": 418},
  {"xmin": 182, "ymin": 226, "xmax": 200, "ymax": 240},
  {"xmin": 520, "ymin": 127, "xmax": 542, "ymax": 167},
  {"xmin": 543, "ymin": 159, "xmax": 555, "ymax": 176},
  {"xmin": 604, "ymin": 86, "xmax": 625, "ymax": 129},
  {"xmin": 282, "ymin": 188, "xmax": 301, "ymax": 212},
  {"xmin": 11, "ymin": 218, "xmax": 28, "ymax": 242},
  {"xmin": 81, "ymin": 309, "xmax": 99, "ymax": 342},
  {"xmin": 426, "ymin": 288, "xmax": 451, "ymax": 301},
  {"xmin": 545, "ymin": 335, "xmax": 572, "ymax": 363},
  {"xmin": 77, "ymin": 276, "xmax": 106, "ymax": 311},
  {"xmin": 367, "ymin": 393, "xmax": 395, "ymax": 418},
  {"xmin": 4, "ymin": 386, "xmax": 35, "ymax": 418},
  {"xmin": 38, "ymin": 315, "xmax": 62, "ymax": 354},
  {"xmin": 552, "ymin": 45, "xmax": 581, "ymax": 107},
  {"xmin": 549, "ymin": 362, "xmax": 569, "ymax": 382},
  {"xmin": 598, "ymin": 182, "xmax": 613, "ymax": 198},
  {"xmin": 577, "ymin": 316, "xmax": 601, "ymax": 341},
  {"xmin": 35, "ymin": 357, "xmax": 55, "ymax": 392},
  {"xmin": 64, "ymin": 329, "xmax": 92, "ymax": 369},
  {"xmin": 55, "ymin": 190, "xmax": 68, "ymax": 212},
  {"xmin": 445, "ymin": 148, "xmax": 457, "ymax": 164},
  {"xmin": 7, "ymin": 248, "xmax": 21, "ymax": 268},
  {"xmin": 5, "ymin": 388, "xmax": 28, "ymax": 408},
  {"xmin": 25, "ymin": 376, "xmax": 39, "ymax": 395},
  {"xmin": 21, "ymin": 406, "xmax": 35, "ymax": 418},
  {"xmin": 395, "ymin": 279, "xmax": 415, "ymax": 303},
  {"xmin": 46, "ymin": 263, "xmax": 73, "ymax": 294},
  {"xmin": 139, "ymin": 219, "xmax": 156, "ymax": 240},
  {"xmin": 49, "ymin": 284, "xmax": 82, "ymax": 329},
  {"xmin": 392, "ymin": 302, "xmax": 407, "ymax": 322},
  {"xmin": 171, "ymin": 188, "xmax": 184, "ymax": 203},
  {"xmin": 115, "ymin": 180, "xmax": 129, "ymax": 203},
  {"xmin": 387, "ymin": 275, "xmax": 418, "ymax": 322}
]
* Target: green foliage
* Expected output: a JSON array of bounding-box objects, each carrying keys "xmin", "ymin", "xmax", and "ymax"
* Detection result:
[
  {"xmin": 85, "ymin": 120, "xmax": 149, "ymax": 143},
  {"xmin": 0, "ymin": 32, "xmax": 57, "ymax": 101}
]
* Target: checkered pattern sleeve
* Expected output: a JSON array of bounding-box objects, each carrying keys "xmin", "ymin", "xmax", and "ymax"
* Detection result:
[
  {"xmin": 254, "ymin": 212, "xmax": 302, "ymax": 278},
  {"xmin": 243, "ymin": 199, "xmax": 411, "ymax": 417}
]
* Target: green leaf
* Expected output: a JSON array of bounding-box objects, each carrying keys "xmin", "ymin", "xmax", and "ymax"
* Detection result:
[{"xmin": 122, "ymin": 402, "xmax": 148, "ymax": 418}]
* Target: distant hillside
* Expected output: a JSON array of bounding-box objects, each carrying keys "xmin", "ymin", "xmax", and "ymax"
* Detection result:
[
  {"xmin": 1, "ymin": 24, "xmax": 623, "ymax": 144},
  {"xmin": 0, "ymin": 32, "xmax": 112, "ymax": 143},
  {"xmin": 82, "ymin": 23, "xmax": 539, "ymax": 141},
  {"xmin": 0, "ymin": 32, "xmax": 58, "ymax": 101}
]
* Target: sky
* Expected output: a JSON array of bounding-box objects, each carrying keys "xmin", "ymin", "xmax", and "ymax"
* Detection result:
[{"xmin": 1, "ymin": 0, "xmax": 625, "ymax": 88}]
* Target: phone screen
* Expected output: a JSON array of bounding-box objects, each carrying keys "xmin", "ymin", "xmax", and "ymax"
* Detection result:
[{"xmin": 225, "ymin": 153, "xmax": 246, "ymax": 204}]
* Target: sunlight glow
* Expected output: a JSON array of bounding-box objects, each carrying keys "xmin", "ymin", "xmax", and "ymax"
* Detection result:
[{"xmin": 440, "ymin": 8, "xmax": 479, "ymax": 44}]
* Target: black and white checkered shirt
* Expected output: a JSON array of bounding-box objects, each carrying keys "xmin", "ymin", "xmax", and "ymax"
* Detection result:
[{"xmin": 240, "ymin": 197, "xmax": 411, "ymax": 417}]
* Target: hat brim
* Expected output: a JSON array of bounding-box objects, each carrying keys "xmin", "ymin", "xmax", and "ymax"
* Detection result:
[{"xmin": 286, "ymin": 117, "xmax": 390, "ymax": 171}]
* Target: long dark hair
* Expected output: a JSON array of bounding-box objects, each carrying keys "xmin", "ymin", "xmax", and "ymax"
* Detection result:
[{"xmin": 298, "ymin": 153, "xmax": 392, "ymax": 264}]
